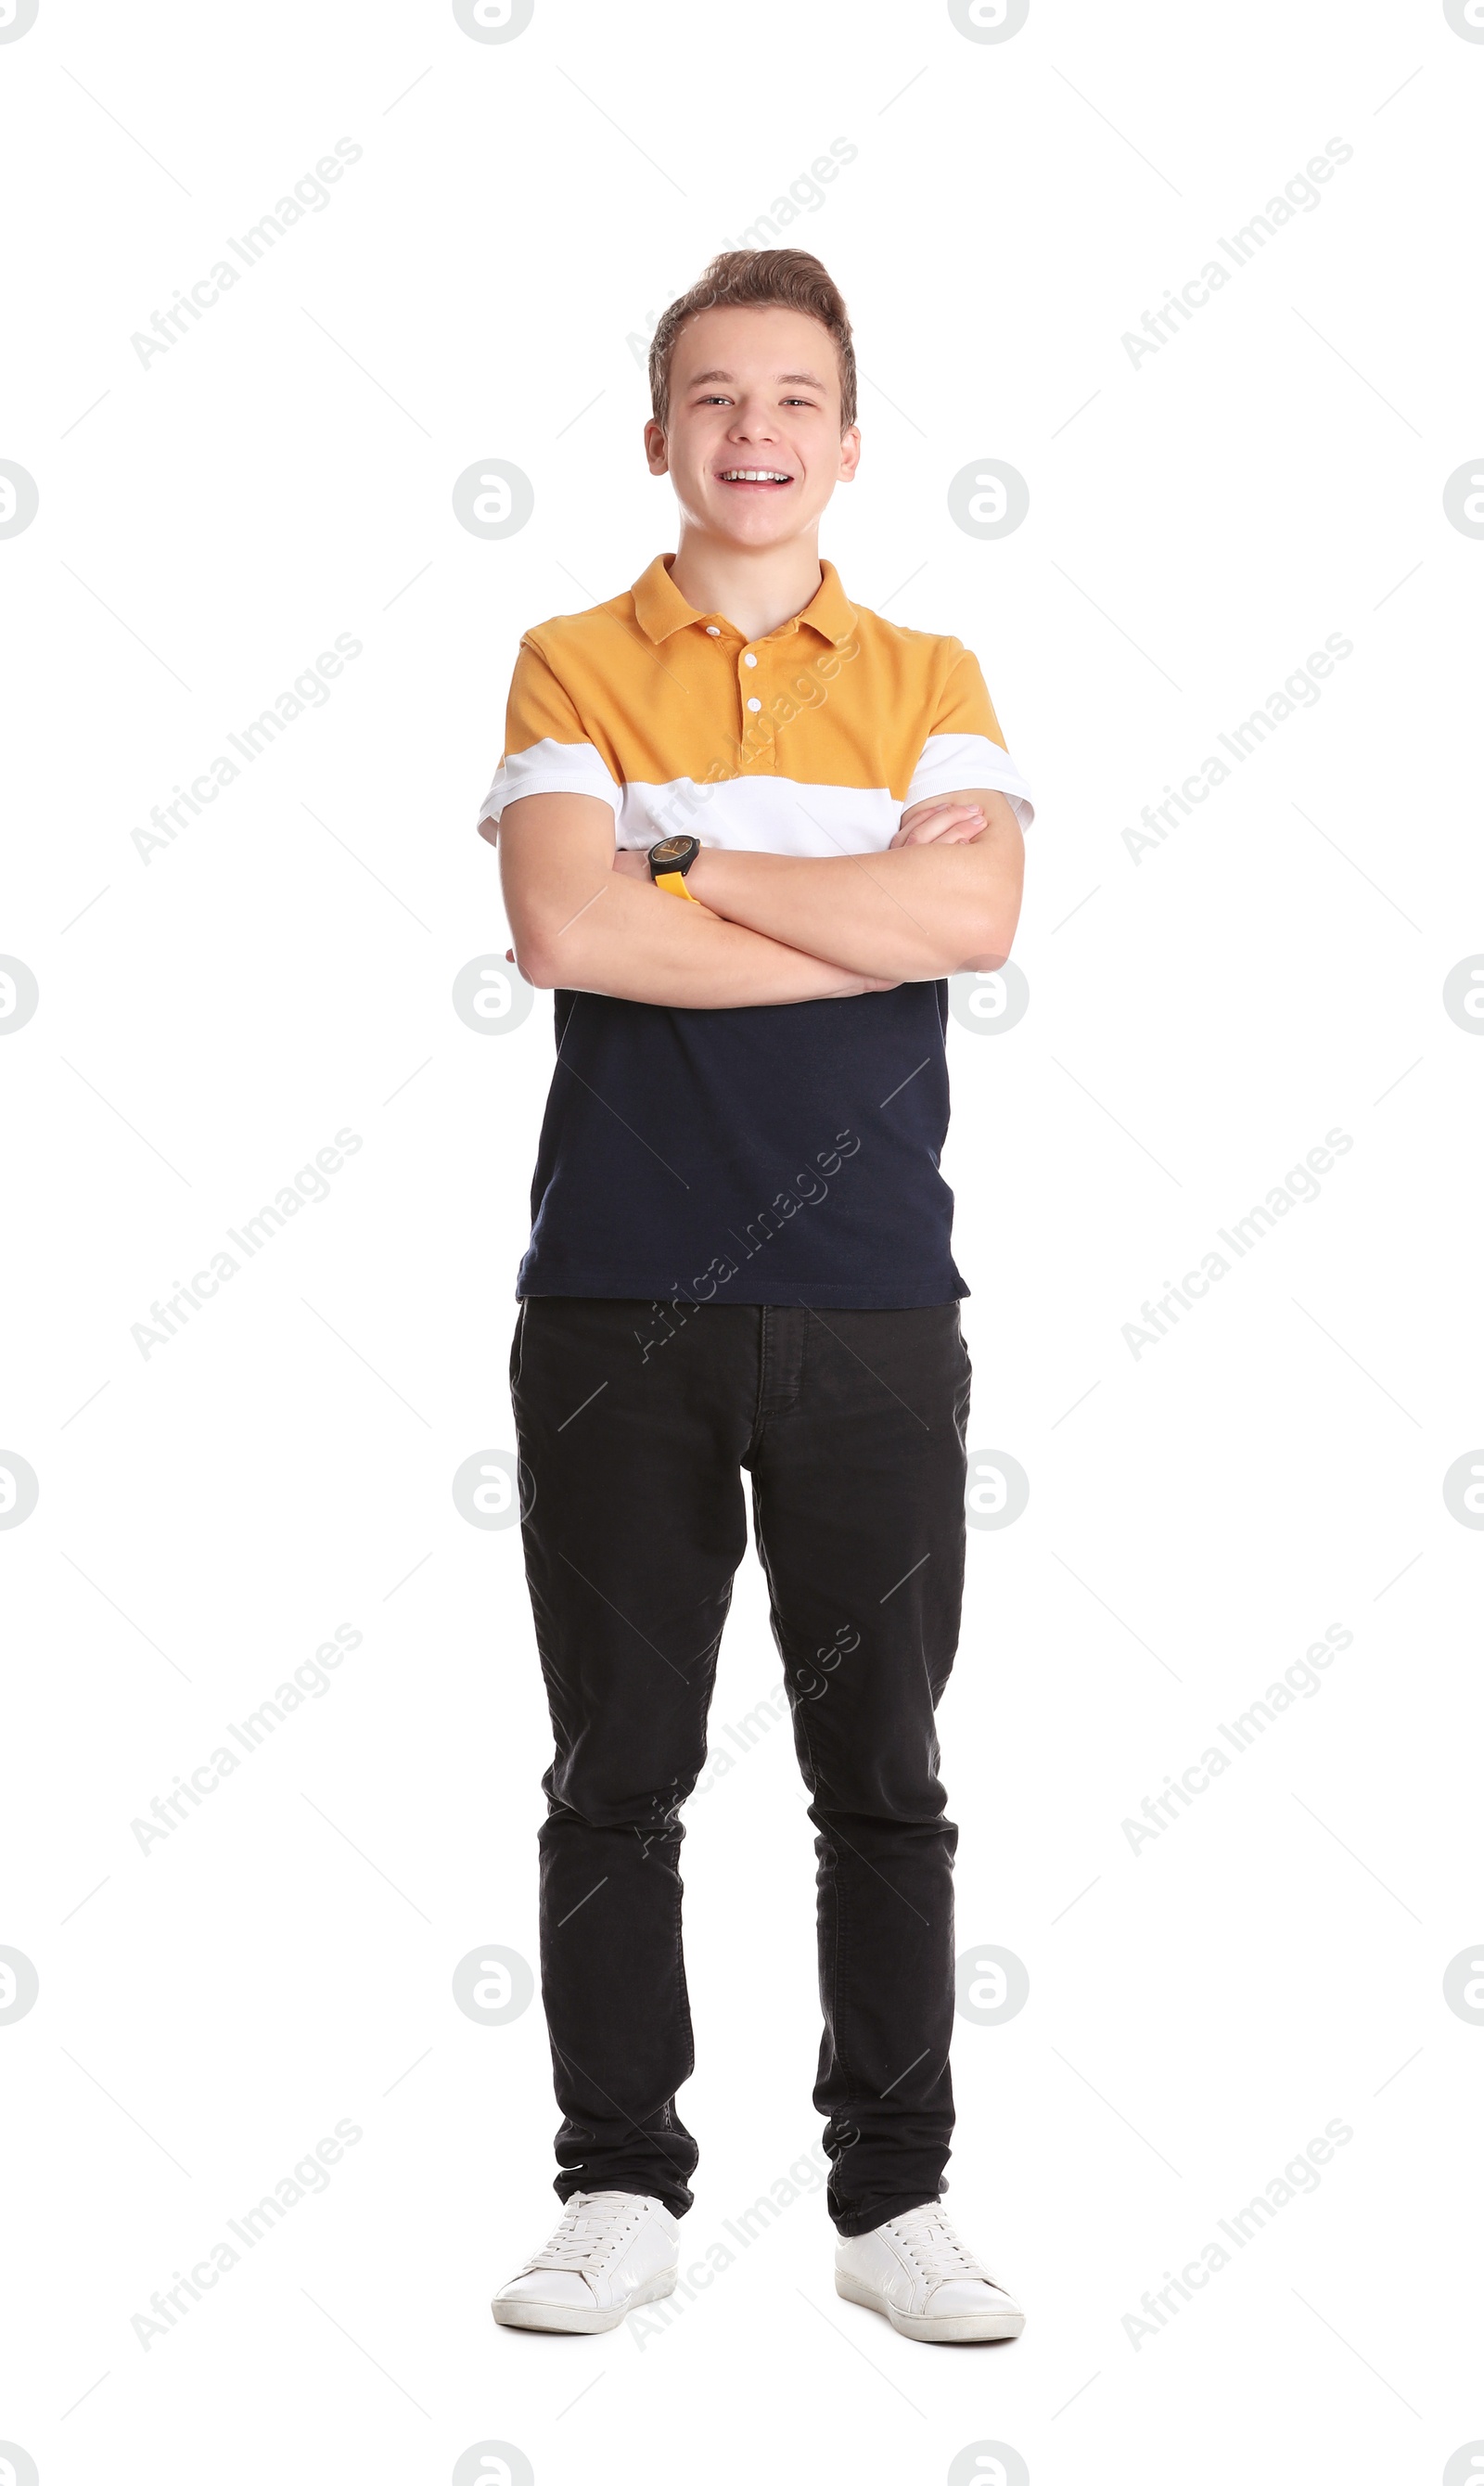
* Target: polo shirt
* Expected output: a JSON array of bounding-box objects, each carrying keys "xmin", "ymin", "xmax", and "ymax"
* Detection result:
[{"xmin": 478, "ymin": 553, "xmax": 1035, "ymax": 1308}]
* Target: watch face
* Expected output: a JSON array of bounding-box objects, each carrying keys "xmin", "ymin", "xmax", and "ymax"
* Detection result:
[{"xmin": 650, "ymin": 835, "xmax": 697, "ymax": 870}]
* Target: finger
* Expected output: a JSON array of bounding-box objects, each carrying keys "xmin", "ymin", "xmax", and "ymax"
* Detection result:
[
  {"xmin": 925, "ymin": 817, "xmax": 990, "ymax": 846},
  {"xmin": 893, "ymin": 803, "xmax": 986, "ymax": 847},
  {"xmin": 900, "ymin": 801, "xmax": 985, "ymax": 836}
]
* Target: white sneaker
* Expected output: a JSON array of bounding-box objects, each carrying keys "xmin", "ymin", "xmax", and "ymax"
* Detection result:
[
  {"xmin": 492, "ymin": 2190, "xmax": 680, "ymax": 2334},
  {"xmin": 836, "ymin": 2205, "xmax": 1026, "ymax": 2343}
]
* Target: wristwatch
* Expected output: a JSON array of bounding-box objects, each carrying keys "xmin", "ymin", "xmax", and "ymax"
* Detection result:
[{"xmin": 647, "ymin": 834, "xmax": 701, "ymax": 900}]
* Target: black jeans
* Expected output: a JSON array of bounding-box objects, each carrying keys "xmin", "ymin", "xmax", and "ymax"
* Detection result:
[{"xmin": 509, "ymin": 1295, "xmax": 971, "ymax": 2237}]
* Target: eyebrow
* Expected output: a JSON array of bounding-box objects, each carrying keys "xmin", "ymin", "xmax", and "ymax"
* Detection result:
[{"xmin": 685, "ymin": 368, "xmax": 827, "ymax": 390}]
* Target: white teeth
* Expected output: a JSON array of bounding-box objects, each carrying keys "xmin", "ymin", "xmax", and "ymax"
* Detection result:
[{"xmin": 721, "ymin": 469, "xmax": 790, "ymax": 482}]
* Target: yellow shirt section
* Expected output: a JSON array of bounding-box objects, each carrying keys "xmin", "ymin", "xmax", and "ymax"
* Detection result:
[{"xmin": 500, "ymin": 553, "xmax": 1012, "ymax": 802}]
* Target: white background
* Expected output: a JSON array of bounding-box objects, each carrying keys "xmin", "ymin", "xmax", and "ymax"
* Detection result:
[{"xmin": 3, "ymin": 2, "xmax": 1482, "ymax": 2480}]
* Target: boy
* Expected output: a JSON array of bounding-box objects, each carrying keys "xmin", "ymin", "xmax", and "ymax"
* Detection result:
[{"xmin": 480, "ymin": 250, "xmax": 1035, "ymax": 2344}]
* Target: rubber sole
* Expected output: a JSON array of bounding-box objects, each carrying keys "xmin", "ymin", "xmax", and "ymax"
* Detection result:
[
  {"xmin": 835, "ymin": 2268, "xmax": 1025, "ymax": 2343},
  {"xmin": 492, "ymin": 2265, "xmax": 678, "ymax": 2335}
]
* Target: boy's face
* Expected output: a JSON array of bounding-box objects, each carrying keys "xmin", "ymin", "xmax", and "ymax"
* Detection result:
[{"xmin": 646, "ymin": 303, "xmax": 860, "ymax": 547}]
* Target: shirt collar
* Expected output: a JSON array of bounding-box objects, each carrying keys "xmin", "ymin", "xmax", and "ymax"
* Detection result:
[{"xmin": 631, "ymin": 552, "xmax": 857, "ymax": 647}]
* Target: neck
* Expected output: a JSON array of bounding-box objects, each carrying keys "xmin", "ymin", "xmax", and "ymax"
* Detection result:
[{"xmin": 667, "ymin": 527, "xmax": 824, "ymax": 642}]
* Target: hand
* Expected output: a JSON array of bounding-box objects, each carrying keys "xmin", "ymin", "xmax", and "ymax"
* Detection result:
[{"xmin": 889, "ymin": 799, "xmax": 987, "ymax": 850}]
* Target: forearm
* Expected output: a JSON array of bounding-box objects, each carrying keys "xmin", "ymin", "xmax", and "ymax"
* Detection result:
[
  {"xmin": 685, "ymin": 834, "xmax": 1021, "ymax": 980},
  {"xmin": 514, "ymin": 870, "xmax": 885, "ymax": 1008}
]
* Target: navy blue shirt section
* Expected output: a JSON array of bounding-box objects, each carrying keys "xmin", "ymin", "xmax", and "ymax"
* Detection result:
[{"xmin": 516, "ymin": 985, "xmax": 966, "ymax": 1309}]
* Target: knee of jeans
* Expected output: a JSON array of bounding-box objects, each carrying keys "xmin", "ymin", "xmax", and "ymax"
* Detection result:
[
  {"xmin": 546, "ymin": 1755, "xmax": 699, "ymax": 1836},
  {"xmin": 808, "ymin": 1782, "xmax": 956, "ymax": 1836}
]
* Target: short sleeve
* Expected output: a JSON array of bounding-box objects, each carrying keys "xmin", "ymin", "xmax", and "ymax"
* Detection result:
[
  {"xmin": 476, "ymin": 637, "xmax": 620, "ymax": 832},
  {"xmin": 903, "ymin": 646, "xmax": 1036, "ymax": 831}
]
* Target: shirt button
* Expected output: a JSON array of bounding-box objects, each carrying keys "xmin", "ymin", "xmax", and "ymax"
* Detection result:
[
  {"xmin": 743, "ymin": 651, "xmax": 758, "ymax": 667},
  {"xmin": 706, "ymin": 624, "xmax": 721, "ymax": 636},
  {"xmin": 746, "ymin": 696, "xmax": 761, "ymax": 712}
]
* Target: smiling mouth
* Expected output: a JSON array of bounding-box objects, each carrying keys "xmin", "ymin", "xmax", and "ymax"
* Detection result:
[{"xmin": 717, "ymin": 468, "xmax": 794, "ymax": 487}]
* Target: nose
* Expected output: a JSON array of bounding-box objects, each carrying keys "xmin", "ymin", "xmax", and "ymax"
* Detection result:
[{"xmin": 727, "ymin": 402, "xmax": 777, "ymax": 442}]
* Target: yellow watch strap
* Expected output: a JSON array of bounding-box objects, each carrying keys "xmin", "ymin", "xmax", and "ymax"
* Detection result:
[{"xmin": 654, "ymin": 869, "xmax": 698, "ymax": 901}]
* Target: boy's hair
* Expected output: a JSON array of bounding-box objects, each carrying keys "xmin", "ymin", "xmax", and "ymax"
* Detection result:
[{"xmin": 648, "ymin": 250, "xmax": 857, "ymax": 436}]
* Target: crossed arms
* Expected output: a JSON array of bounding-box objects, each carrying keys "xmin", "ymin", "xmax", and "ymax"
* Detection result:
[{"xmin": 486, "ymin": 787, "xmax": 1025, "ymax": 1009}]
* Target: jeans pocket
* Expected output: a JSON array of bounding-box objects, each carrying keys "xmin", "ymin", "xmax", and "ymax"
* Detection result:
[
  {"xmin": 509, "ymin": 1300, "xmax": 529, "ymax": 1396},
  {"xmin": 953, "ymin": 1311, "xmax": 973, "ymax": 1445},
  {"xmin": 955, "ymin": 1307, "xmax": 972, "ymax": 1386}
]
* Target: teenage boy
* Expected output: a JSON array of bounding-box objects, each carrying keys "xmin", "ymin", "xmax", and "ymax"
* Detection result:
[{"xmin": 480, "ymin": 251, "xmax": 1035, "ymax": 2345}]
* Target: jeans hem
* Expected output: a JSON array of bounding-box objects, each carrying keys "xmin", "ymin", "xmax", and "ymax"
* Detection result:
[
  {"xmin": 555, "ymin": 2172, "xmax": 693, "ymax": 2219},
  {"xmin": 831, "ymin": 2187, "xmax": 945, "ymax": 2239}
]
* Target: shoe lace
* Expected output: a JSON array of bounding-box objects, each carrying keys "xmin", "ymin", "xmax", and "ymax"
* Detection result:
[
  {"xmin": 889, "ymin": 2207, "xmax": 991, "ymax": 2287},
  {"xmin": 528, "ymin": 2192, "xmax": 645, "ymax": 2274}
]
